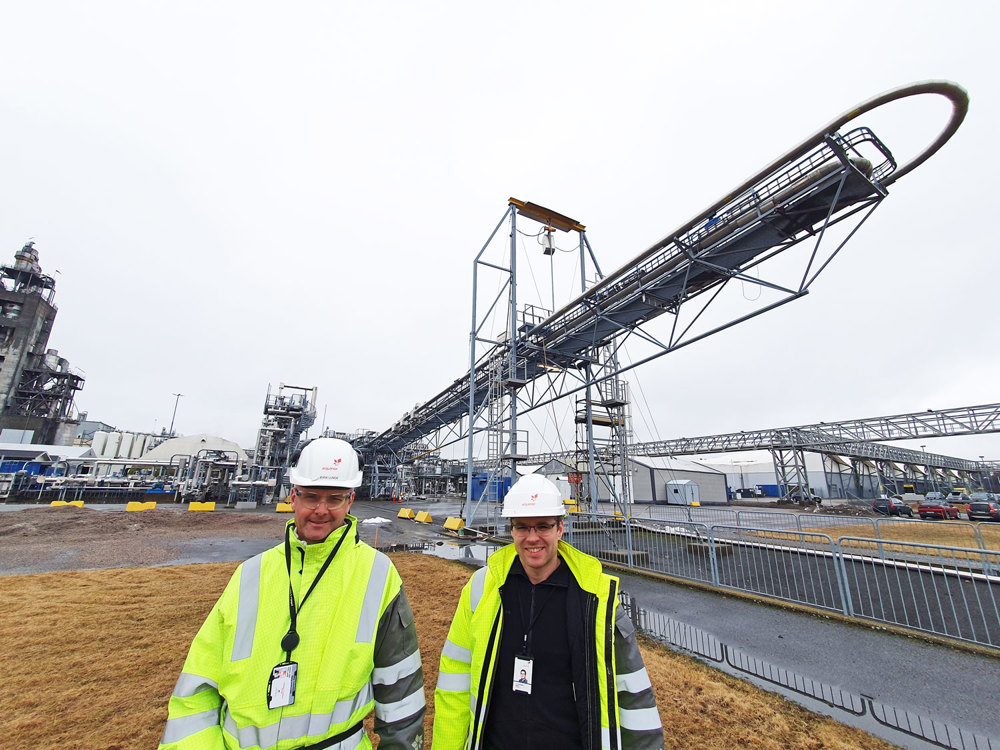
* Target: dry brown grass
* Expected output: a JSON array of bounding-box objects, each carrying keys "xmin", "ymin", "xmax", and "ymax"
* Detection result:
[
  {"xmin": 0, "ymin": 555, "xmax": 897, "ymax": 749},
  {"xmin": 794, "ymin": 520, "xmax": 1000, "ymax": 562}
]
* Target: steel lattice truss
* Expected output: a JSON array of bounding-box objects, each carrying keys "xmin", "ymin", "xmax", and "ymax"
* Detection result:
[{"xmin": 516, "ymin": 403, "xmax": 1000, "ymax": 471}]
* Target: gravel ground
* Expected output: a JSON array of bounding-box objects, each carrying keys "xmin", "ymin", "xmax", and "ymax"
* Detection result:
[{"xmin": 0, "ymin": 499, "xmax": 466, "ymax": 575}]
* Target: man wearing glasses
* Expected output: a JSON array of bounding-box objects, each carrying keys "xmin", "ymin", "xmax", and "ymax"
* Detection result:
[
  {"xmin": 433, "ymin": 474, "xmax": 663, "ymax": 749},
  {"xmin": 160, "ymin": 438, "xmax": 425, "ymax": 750}
]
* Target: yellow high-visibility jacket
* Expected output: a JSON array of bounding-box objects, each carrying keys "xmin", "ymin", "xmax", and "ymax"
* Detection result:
[
  {"xmin": 433, "ymin": 541, "xmax": 663, "ymax": 749},
  {"xmin": 160, "ymin": 518, "xmax": 425, "ymax": 750}
]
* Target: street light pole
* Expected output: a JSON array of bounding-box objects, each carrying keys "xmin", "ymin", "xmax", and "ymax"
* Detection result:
[{"xmin": 168, "ymin": 393, "xmax": 184, "ymax": 437}]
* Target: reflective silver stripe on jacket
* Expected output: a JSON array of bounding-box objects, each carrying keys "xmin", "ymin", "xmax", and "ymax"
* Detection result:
[
  {"xmin": 435, "ymin": 671, "xmax": 471, "ymax": 692},
  {"xmin": 171, "ymin": 671, "xmax": 219, "ymax": 698},
  {"xmin": 231, "ymin": 552, "xmax": 263, "ymax": 661},
  {"xmin": 619, "ymin": 705, "xmax": 662, "ymax": 732},
  {"xmin": 372, "ymin": 650, "xmax": 421, "ymax": 685},
  {"xmin": 161, "ymin": 708, "xmax": 220, "ymax": 744},
  {"xmin": 616, "ymin": 667, "xmax": 652, "ymax": 694},
  {"xmin": 471, "ymin": 688, "xmax": 489, "ymax": 744},
  {"xmin": 441, "ymin": 638, "xmax": 471, "ymax": 665},
  {"xmin": 374, "ymin": 685, "xmax": 426, "ymax": 722},
  {"xmin": 469, "ymin": 566, "xmax": 488, "ymax": 613},
  {"xmin": 356, "ymin": 552, "xmax": 391, "ymax": 643},
  {"xmin": 222, "ymin": 683, "xmax": 373, "ymax": 749}
]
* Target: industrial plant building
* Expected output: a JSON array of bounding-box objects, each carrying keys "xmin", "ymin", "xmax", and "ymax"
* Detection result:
[{"xmin": 0, "ymin": 242, "xmax": 83, "ymax": 445}]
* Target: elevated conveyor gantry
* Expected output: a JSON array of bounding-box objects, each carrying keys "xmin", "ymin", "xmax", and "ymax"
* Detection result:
[
  {"xmin": 354, "ymin": 81, "xmax": 969, "ymax": 510},
  {"xmin": 518, "ymin": 402, "xmax": 999, "ymax": 499}
]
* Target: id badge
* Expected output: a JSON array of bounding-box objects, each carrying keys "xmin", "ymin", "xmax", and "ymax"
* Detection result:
[
  {"xmin": 267, "ymin": 661, "xmax": 297, "ymax": 709},
  {"xmin": 513, "ymin": 656, "xmax": 532, "ymax": 694}
]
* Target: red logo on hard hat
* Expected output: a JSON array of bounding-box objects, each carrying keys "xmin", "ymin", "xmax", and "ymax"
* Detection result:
[
  {"xmin": 321, "ymin": 458, "xmax": 342, "ymax": 470},
  {"xmin": 529, "ymin": 493, "xmax": 538, "ymax": 502}
]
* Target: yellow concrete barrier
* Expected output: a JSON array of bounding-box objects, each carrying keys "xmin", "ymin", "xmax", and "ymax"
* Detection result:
[
  {"xmin": 50, "ymin": 500, "xmax": 68, "ymax": 507},
  {"xmin": 189, "ymin": 501, "xmax": 216, "ymax": 512},
  {"xmin": 397, "ymin": 508, "xmax": 415, "ymax": 520},
  {"xmin": 125, "ymin": 501, "xmax": 146, "ymax": 512},
  {"xmin": 276, "ymin": 502, "xmax": 293, "ymax": 513},
  {"xmin": 144, "ymin": 501, "xmax": 157, "ymax": 510},
  {"xmin": 414, "ymin": 511, "xmax": 433, "ymax": 524},
  {"xmin": 67, "ymin": 500, "xmax": 84, "ymax": 508},
  {"xmin": 443, "ymin": 517, "xmax": 465, "ymax": 532}
]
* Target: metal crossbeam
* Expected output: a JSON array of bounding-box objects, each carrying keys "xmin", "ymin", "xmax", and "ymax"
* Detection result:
[{"xmin": 514, "ymin": 403, "xmax": 999, "ymax": 470}]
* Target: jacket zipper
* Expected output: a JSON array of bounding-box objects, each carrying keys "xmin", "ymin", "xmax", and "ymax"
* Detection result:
[
  {"xmin": 473, "ymin": 607, "xmax": 503, "ymax": 750},
  {"xmin": 584, "ymin": 593, "xmax": 597, "ymax": 749}
]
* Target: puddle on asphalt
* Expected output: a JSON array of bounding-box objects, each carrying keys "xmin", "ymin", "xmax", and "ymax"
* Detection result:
[{"xmin": 379, "ymin": 540, "xmax": 499, "ymax": 566}]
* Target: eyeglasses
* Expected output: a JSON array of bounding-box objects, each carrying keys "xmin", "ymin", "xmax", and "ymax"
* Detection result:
[
  {"xmin": 294, "ymin": 490, "xmax": 353, "ymax": 510},
  {"xmin": 510, "ymin": 521, "xmax": 559, "ymax": 536}
]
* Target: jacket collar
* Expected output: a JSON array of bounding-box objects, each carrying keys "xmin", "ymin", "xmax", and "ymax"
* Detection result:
[
  {"xmin": 489, "ymin": 539, "xmax": 605, "ymax": 592},
  {"xmin": 286, "ymin": 515, "xmax": 358, "ymax": 553}
]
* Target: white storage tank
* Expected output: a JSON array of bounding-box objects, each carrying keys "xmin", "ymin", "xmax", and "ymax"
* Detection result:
[
  {"xmin": 103, "ymin": 432, "xmax": 122, "ymax": 459},
  {"xmin": 131, "ymin": 434, "xmax": 147, "ymax": 459},
  {"xmin": 118, "ymin": 433, "xmax": 134, "ymax": 459},
  {"xmin": 91, "ymin": 431, "xmax": 108, "ymax": 456}
]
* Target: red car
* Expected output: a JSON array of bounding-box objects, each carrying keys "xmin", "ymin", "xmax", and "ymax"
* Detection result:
[{"xmin": 917, "ymin": 498, "xmax": 960, "ymax": 520}]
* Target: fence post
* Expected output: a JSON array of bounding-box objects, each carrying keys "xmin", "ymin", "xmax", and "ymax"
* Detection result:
[
  {"xmin": 707, "ymin": 526, "xmax": 720, "ymax": 587},
  {"xmin": 972, "ymin": 522, "xmax": 985, "ymax": 552},
  {"xmin": 833, "ymin": 539, "xmax": 854, "ymax": 617}
]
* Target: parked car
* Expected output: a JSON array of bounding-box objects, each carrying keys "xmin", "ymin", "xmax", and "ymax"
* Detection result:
[
  {"xmin": 947, "ymin": 490, "xmax": 971, "ymax": 505},
  {"xmin": 788, "ymin": 491, "xmax": 821, "ymax": 504},
  {"xmin": 923, "ymin": 491, "xmax": 947, "ymax": 503},
  {"xmin": 967, "ymin": 493, "xmax": 1000, "ymax": 521},
  {"xmin": 872, "ymin": 496, "xmax": 914, "ymax": 517},
  {"xmin": 917, "ymin": 496, "xmax": 960, "ymax": 520}
]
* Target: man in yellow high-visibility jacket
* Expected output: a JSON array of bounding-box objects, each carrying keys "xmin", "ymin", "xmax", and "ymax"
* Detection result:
[
  {"xmin": 433, "ymin": 474, "xmax": 663, "ymax": 749},
  {"xmin": 160, "ymin": 438, "xmax": 425, "ymax": 750}
]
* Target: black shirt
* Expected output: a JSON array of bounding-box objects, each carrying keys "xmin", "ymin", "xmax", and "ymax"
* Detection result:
[{"xmin": 483, "ymin": 556, "xmax": 583, "ymax": 750}]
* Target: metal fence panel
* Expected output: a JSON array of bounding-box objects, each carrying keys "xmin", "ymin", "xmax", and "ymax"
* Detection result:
[
  {"xmin": 835, "ymin": 537, "xmax": 1000, "ymax": 648},
  {"xmin": 620, "ymin": 593, "xmax": 995, "ymax": 750},
  {"xmin": 710, "ymin": 525, "xmax": 845, "ymax": 613},
  {"xmin": 567, "ymin": 513, "xmax": 716, "ymax": 585}
]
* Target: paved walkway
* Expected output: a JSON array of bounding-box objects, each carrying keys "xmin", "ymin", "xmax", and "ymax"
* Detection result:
[{"xmin": 616, "ymin": 570, "xmax": 1000, "ymax": 745}]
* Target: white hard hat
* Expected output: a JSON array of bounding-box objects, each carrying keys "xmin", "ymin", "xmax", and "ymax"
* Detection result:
[
  {"xmin": 501, "ymin": 474, "xmax": 566, "ymax": 518},
  {"xmin": 288, "ymin": 438, "xmax": 363, "ymax": 488}
]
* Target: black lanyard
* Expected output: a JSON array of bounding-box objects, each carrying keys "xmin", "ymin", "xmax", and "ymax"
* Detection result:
[
  {"xmin": 514, "ymin": 580, "xmax": 556, "ymax": 657},
  {"xmin": 280, "ymin": 518, "xmax": 351, "ymax": 660}
]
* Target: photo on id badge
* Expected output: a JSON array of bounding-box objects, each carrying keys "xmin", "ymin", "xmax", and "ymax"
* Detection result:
[
  {"xmin": 268, "ymin": 662, "xmax": 297, "ymax": 709},
  {"xmin": 513, "ymin": 656, "xmax": 532, "ymax": 694}
]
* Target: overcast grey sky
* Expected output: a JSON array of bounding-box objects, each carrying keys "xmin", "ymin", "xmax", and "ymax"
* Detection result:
[{"xmin": 1, "ymin": 1, "xmax": 996, "ymax": 461}]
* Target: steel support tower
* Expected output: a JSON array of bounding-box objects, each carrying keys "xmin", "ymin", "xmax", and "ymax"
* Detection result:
[{"xmin": 248, "ymin": 383, "xmax": 318, "ymax": 502}]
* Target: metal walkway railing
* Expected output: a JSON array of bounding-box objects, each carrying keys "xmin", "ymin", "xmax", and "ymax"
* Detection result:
[
  {"xmin": 619, "ymin": 594, "xmax": 994, "ymax": 750},
  {"xmin": 555, "ymin": 510, "xmax": 1000, "ymax": 651}
]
